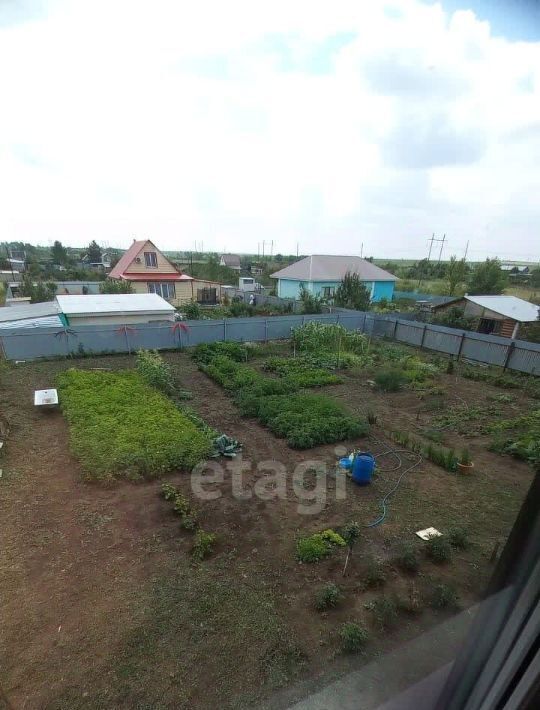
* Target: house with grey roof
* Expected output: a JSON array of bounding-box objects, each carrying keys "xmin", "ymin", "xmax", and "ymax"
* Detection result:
[
  {"xmin": 270, "ymin": 255, "xmax": 397, "ymax": 302},
  {"xmin": 219, "ymin": 254, "xmax": 241, "ymax": 271}
]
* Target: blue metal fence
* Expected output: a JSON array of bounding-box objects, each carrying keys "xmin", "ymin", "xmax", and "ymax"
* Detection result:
[{"xmin": 0, "ymin": 311, "xmax": 538, "ymax": 375}]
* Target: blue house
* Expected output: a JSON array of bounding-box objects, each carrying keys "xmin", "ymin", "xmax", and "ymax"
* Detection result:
[{"xmin": 270, "ymin": 255, "xmax": 397, "ymax": 302}]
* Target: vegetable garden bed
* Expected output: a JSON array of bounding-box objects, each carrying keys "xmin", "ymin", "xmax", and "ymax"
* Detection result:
[{"xmin": 58, "ymin": 369, "xmax": 213, "ymax": 481}]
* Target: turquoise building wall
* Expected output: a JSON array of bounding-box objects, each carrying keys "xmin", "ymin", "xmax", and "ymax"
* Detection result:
[{"xmin": 276, "ymin": 278, "xmax": 395, "ymax": 302}]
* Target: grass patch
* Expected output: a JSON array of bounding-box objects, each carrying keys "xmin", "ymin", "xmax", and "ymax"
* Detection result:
[
  {"xmin": 430, "ymin": 583, "xmax": 459, "ymax": 609},
  {"xmin": 367, "ymin": 596, "xmax": 399, "ymax": 629},
  {"xmin": 262, "ymin": 356, "xmax": 343, "ymax": 387},
  {"xmin": 192, "ymin": 529, "xmax": 217, "ymax": 560},
  {"xmin": 374, "ymin": 368, "xmax": 407, "ymax": 392},
  {"xmin": 393, "ymin": 543, "xmax": 420, "ymax": 575},
  {"xmin": 58, "ymin": 369, "xmax": 213, "ymax": 481}
]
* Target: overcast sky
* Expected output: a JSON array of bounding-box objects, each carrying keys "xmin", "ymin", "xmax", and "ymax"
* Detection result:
[{"xmin": 1, "ymin": 0, "xmax": 539, "ymax": 260}]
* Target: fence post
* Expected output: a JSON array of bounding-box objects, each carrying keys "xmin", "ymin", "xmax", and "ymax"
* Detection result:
[
  {"xmin": 456, "ymin": 331, "xmax": 466, "ymax": 361},
  {"xmin": 392, "ymin": 319, "xmax": 398, "ymax": 339},
  {"xmin": 264, "ymin": 319, "xmax": 268, "ymax": 342},
  {"xmin": 503, "ymin": 340, "xmax": 516, "ymax": 371},
  {"xmin": 223, "ymin": 320, "xmax": 227, "ymax": 342},
  {"xmin": 419, "ymin": 324, "xmax": 428, "ymax": 349},
  {"xmin": 336, "ymin": 313, "xmax": 340, "ymax": 326}
]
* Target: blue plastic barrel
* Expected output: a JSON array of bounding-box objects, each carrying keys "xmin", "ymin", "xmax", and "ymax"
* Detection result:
[{"xmin": 351, "ymin": 453, "xmax": 375, "ymax": 485}]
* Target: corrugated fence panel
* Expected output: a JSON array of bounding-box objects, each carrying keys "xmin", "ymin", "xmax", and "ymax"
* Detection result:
[
  {"xmin": 460, "ymin": 332, "xmax": 510, "ymax": 367},
  {"xmin": 1, "ymin": 312, "xmax": 539, "ymax": 375},
  {"xmin": 507, "ymin": 339, "xmax": 540, "ymax": 375},
  {"xmin": 422, "ymin": 326, "xmax": 463, "ymax": 356},
  {"xmin": 395, "ymin": 320, "xmax": 425, "ymax": 347}
]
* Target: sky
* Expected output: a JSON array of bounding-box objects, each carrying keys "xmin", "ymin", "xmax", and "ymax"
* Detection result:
[{"xmin": 1, "ymin": 0, "xmax": 539, "ymax": 261}]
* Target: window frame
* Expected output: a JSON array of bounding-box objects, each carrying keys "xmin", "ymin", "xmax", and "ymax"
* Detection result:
[
  {"xmin": 148, "ymin": 282, "xmax": 176, "ymax": 300},
  {"xmin": 144, "ymin": 251, "xmax": 158, "ymax": 268}
]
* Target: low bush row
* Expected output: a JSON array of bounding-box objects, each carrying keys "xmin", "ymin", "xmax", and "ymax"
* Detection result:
[
  {"xmin": 195, "ymin": 343, "xmax": 368, "ymax": 449},
  {"xmin": 388, "ymin": 428, "xmax": 459, "ymax": 472},
  {"xmin": 160, "ymin": 483, "xmax": 216, "ymax": 559},
  {"xmin": 262, "ymin": 356, "xmax": 343, "ymax": 387},
  {"xmin": 58, "ymin": 369, "xmax": 213, "ymax": 481}
]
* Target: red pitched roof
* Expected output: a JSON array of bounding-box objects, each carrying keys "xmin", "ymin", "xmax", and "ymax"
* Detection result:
[{"xmin": 108, "ymin": 239, "xmax": 183, "ymax": 279}]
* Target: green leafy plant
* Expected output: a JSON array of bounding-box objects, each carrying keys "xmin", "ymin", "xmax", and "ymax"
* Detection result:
[
  {"xmin": 192, "ymin": 341, "xmax": 251, "ymax": 365},
  {"xmin": 368, "ymin": 596, "xmax": 399, "ymax": 629},
  {"xmin": 191, "ymin": 530, "xmax": 216, "ymax": 561},
  {"xmin": 136, "ymin": 349, "xmax": 175, "ymax": 394},
  {"xmin": 161, "ymin": 482, "xmax": 178, "ymax": 501},
  {"xmin": 425, "ymin": 535, "xmax": 452, "ymax": 564},
  {"xmin": 489, "ymin": 410, "xmax": 540, "ymax": 467},
  {"xmin": 447, "ymin": 526, "xmax": 469, "ymax": 550},
  {"xmin": 340, "ymin": 622, "xmax": 369, "ymax": 652},
  {"xmin": 173, "ymin": 493, "xmax": 191, "ymax": 516},
  {"xmin": 183, "ymin": 301, "xmax": 202, "ymax": 319},
  {"xmin": 430, "ymin": 583, "xmax": 459, "ymax": 609},
  {"xmin": 180, "ymin": 512, "xmax": 199, "ymax": 531},
  {"xmin": 291, "ymin": 321, "xmax": 368, "ymax": 355},
  {"xmin": 394, "ymin": 543, "xmax": 420, "ymax": 575},
  {"xmin": 315, "ymin": 583, "xmax": 342, "ymax": 611},
  {"xmin": 364, "ymin": 557, "xmax": 386, "ymax": 588},
  {"xmin": 459, "ymin": 448, "xmax": 472, "ymax": 466},
  {"xmin": 374, "ymin": 368, "xmax": 407, "ymax": 392},
  {"xmin": 296, "ymin": 529, "xmax": 346, "ymax": 563},
  {"xmin": 57, "ymin": 369, "xmax": 213, "ymax": 482}
]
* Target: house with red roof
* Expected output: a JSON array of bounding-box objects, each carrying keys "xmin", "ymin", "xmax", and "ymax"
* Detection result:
[{"xmin": 108, "ymin": 239, "xmax": 222, "ymax": 306}]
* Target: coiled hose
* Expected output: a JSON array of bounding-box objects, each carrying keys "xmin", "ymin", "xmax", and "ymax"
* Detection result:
[{"xmin": 362, "ymin": 436, "xmax": 423, "ymax": 528}]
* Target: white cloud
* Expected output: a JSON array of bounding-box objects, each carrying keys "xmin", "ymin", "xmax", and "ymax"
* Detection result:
[{"xmin": 0, "ymin": 0, "xmax": 539, "ymax": 259}]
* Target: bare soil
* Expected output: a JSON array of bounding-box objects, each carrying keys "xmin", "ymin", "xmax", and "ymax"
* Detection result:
[{"xmin": 0, "ymin": 351, "xmax": 533, "ymax": 709}]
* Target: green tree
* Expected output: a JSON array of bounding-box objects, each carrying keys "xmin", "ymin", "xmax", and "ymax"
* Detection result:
[
  {"xmin": 299, "ymin": 283, "xmax": 323, "ymax": 314},
  {"xmin": 99, "ymin": 279, "xmax": 134, "ymax": 294},
  {"xmin": 334, "ymin": 271, "xmax": 371, "ymax": 311},
  {"xmin": 51, "ymin": 240, "xmax": 68, "ymax": 265},
  {"xmin": 446, "ymin": 255, "xmax": 468, "ymax": 296},
  {"xmin": 529, "ymin": 268, "xmax": 540, "ymax": 288},
  {"xmin": 468, "ymin": 258, "xmax": 507, "ymax": 295},
  {"xmin": 86, "ymin": 240, "xmax": 102, "ymax": 263},
  {"xmin": 19, "ymin": 276, "xmax": 57, "ymax": 303}
]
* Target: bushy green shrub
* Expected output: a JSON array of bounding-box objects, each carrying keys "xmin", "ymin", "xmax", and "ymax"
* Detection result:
[
  {"xmin": 180, "ymin": 511, "xmax": 199, "ymax": 531},
  {"xmin": 192, "ymin": 341, "xmax": 251, "ymax": 365},
  {"xmin": 489, "ymin": 410, "xmax": 540, "ymax": 467},
  {"xmin": 394, "ymin": 543, "xmax": 420, "ymax": 575},
  {"xmin": 255, "ymin": 393, "xmax": 368, "ymax": 449},
  {"xmin": 340, "ymin": 622, "xmax": 368, "ymax": 652},
  {"xmin": 191, "ymin": 529, "xmax": 216, "ymax": 560},
  {"xmin": 183, "ymin": 301, "xmax": 202, "ymax": 319},
  {"xmin": 364, "ymin": 557, "xmax": 386, "ymax": 588},
  {"xmin": 173, "ymin": 493, "xmax": 191, "ymax": 516},
  {"xmin": 315, "ymin": 583, "xmax": 342, "ymax": 611},
  {"xmin": 136, "ymin": 349, "xmax": 174, "ymax": 394},
  {"xmin": 341, "ymin": 521, "xmax": 361, "ymax": 548},
  {"xmin": 368, "ymin": 596, "xmax": 399, "ymax": 629},
  {"xmin": 263, "ymin": 356, "xmax": 343, "ymax": 386},
  {"xmin": 161, "ymin": 483, "xmax": 178, "ymax": 501},
  {"xmin": 57, "ymin": 369, "xmax": 213, "ymax": 481},
  {"xmin": 425, "ymin": 535, "xmax": 452, "ymax": 564},
  {"xmin": 430, "ymin": 583, "xmax": 459, "ymax": 609},
  {"xmin": 291, "ymin": 322, "xmax": 368, "ymax": 354},
  {"xmin": 374, "ymin": 368, "xmax": 407, "ymax": 392},
  {"xmin": 447, "ymin": 526, "xmax": 469, "ymax": 550},
  {"xmin": 296, "ymin": 529, "xmax": 346, "ymax": 563}
]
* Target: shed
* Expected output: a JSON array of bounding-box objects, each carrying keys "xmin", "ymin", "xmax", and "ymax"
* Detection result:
[
  {"xmin": 431, "ymin": 295, "xmax": 539, "ymax": 338},
  {"xmin": 56, "ymin": 293, "xmax": 175, "ymax": 327},
  {"xmin": 0, "ymin": 301, "xmax": 63, "ymax": 330}
]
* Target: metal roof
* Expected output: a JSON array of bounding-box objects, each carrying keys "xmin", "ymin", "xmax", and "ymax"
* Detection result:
[
  {"xmin": 0, "ymin": 315, "xmax": 63, "ymax": 330},
  {"xmin": 465, "ymin": 295, "xmax": 539, "ymax": 322},
  {"xmin": 0, "ymin": 301, "xmax": 61, "ymax": 323},
  {"xmin": 270, "ymin": 255, "xmax": 397, "ymax": 282},
  {"xmin": 56, "ymin": 293, "xmax": 175, "ymax": 316}
]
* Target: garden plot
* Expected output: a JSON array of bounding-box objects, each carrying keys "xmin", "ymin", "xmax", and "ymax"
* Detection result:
[{"xmin": 0, "ymin": 340, "xmax": 536, "ymax": 710}]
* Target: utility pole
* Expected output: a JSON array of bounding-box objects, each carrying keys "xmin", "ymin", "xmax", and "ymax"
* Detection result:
[
  {"xmin": 437, "ymin": 234, "xmax": 446, "ymax": 264},
  {"xmin": 464, "ymin": 240, "xmax": 469, "ymax": 260},
  {"xmin": 360, "ymin": 242, "xmax": 364, "ymax": 259},
  {"xmin": 296, "ymin": 242, "xmax": 299, "ymax": 258},
  {"xmin": 262, "ymin": 241, "xmax": 265, "ymax": 260},
  {"xmin": 270, "ymin": 240, "xmax": 273, "ymax": 259}
]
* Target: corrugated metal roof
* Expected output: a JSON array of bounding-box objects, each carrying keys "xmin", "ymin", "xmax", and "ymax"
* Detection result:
[
  {"xmin": 56, "ymin": 293, "xmax": 175, "ymax": 315},
  {"xmin": 270, "ymin": 255, "xmax": 397, "ymax": 282},
  {"xmin": 0, "ymin": 301, "xmax": 61, "ymax": 322},
  {"xmin": 0, "ymin": 315, "xmax": 63, "ymax": 330},
  {"xmin": 465, "ymin": 295, "xmax": 539, "ymax": 322}
]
